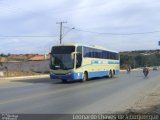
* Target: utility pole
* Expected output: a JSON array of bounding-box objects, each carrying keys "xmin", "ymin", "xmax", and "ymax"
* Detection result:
[{"xmin": 56, "ymin": 21, "xmax": 67, "ymax": 44}]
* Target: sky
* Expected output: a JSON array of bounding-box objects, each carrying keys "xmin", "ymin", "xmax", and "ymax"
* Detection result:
[{"xmin": 0, "ymin": 0, "xmax": 160, "ymax": 54}]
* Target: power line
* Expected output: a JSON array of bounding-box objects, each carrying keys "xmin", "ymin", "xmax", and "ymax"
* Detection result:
[
  {"xmin": 74, "ymin": 28, "xmax": 160, "ymax": 35},
  {"xmin": 0, "ymin": 35, "xmax": 58, "ymax": 38},
  {"xmin": 65, "ymin": 26, "xmax": 160, "ymax": 35},
  {"xmin": 62, "ymin": 27, "xmax": 75, "ymax": 39},
  {"xmin": 1, "ymin": 27, "xmax": 159, "ymax": 39}
]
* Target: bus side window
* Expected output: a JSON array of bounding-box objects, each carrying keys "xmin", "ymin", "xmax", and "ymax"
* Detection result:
[
  {"xmin": 76, "ymin": 53, "xmax": 82, "ymax": 68},
  {"xmin": 76, "ymin": 46, "xmax": 82, "ymax": 68},
  {"xmin": 77, "ymin": 46, "xmax": 82, "ymax": 54}
]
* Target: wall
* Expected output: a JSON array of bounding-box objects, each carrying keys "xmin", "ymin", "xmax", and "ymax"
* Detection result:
[{"xmin": 0, "ymin": 60, "xmax": 50, "ymax": 73}]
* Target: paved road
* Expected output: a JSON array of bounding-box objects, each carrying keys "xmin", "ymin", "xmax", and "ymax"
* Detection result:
[{"xmin": 0, "ymin": 70, "xmax": 160, "ymax": 114}]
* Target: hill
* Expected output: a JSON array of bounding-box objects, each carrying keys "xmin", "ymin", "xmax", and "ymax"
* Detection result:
[{"xmin": 120, "ymin": 49, "xmax": 160, "ymax": 69}]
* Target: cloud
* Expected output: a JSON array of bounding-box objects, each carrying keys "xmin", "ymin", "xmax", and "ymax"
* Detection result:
[{"xmin": 0, "ymin": 0, "xmax": 160, "ymax": 53}]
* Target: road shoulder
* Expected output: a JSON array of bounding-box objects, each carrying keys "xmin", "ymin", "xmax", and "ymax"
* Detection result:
[
  {"xmin": 0, "ymin": 74, "xmax": 49, "ymax": 81},
  {"xmin": 128, "ymin": 80, "xmax": 160, "ymax": 113}
]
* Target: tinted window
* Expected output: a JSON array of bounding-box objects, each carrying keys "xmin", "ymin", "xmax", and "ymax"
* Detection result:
[
  {"xmin": 84, "ymin": 47, "xmax": 89, "ymax": 57},
  {"xmin": 51, "ymin": 46, "xmax": 75, "ymax": 54},
  {"xmin": 83, "ymin": 46, "xmax": 118, "ymax": 60},
  {"xmin": 77, "ymin": 46, "xmax": 82, "ymax": 53},
  {"xmin": 50, "ymin": 54, "xmax": 74, "ymax": 70}
]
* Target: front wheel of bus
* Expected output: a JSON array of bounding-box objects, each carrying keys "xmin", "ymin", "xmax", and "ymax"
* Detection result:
[
  {"xmin": 62, "ymin": 79, "xmax": 67, "ymax": 83},
  {"xmin": 108, "ymin": 70, "xmax": 113, "ymax": 78},
  {"xmin": 82, "ymin": 72, "xmax": 88, "ymax": 82}
]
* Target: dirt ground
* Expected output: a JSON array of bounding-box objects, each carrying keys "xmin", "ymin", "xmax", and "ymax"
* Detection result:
[
  {"xmin": 127, "ymin": 83, "xmax": 160, "ymax": 113},
  {"xmin": 2, "ymin": 70, "xmax": 47, "ymax": 77}
]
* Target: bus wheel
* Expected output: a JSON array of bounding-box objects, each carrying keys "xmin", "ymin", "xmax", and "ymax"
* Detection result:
[
  {"xmin": 62, "ymin": 79, "xmax": 67, "ymax": 83},
  {"xmin": 112, "ymin": 70, "xmax": 115, "ymax": 77},
  {"xmin": 82, "ymin": 72, "xmax": 88, "ymax": 82},
  {"xmin": 108, "ymin": 70, "xmax": 113, "ymax": 78},
  {"xmin": 113, "ymin": 70, "xmax": 115, "ymax": 75}
]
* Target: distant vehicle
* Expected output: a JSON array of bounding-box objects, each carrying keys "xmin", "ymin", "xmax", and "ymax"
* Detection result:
[
  {"xmin": 49, "ymin": 44, "xmax": 120, "ymax": 82},
  {"xmin": 153, "ymin": 66, "xmax": 158, "ymax": 70}
]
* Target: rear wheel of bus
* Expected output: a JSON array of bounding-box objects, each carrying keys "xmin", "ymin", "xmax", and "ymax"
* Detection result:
[{"xmin": 112, "ymin": 70, "xmax": 115, "ymax": 77}]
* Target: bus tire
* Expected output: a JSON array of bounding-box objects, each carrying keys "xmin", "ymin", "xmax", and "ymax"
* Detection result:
[
  {"xmin": 62, "ymin": 79, "xmax": 67, "ymax": 83},
  {"xmin": 113, "ymin": 70, "xmax": 115, "ymax": 75},
  {"xmin": 108, "ymin": 70, "xmax": 113, "ymax": 78},
  {"xmin": 82, "ymin": 72, "xmax": 88, "ymax": 82},
  {"xmin": 112, "ymin": 70, "xmax": 115, "ymax": 77}
]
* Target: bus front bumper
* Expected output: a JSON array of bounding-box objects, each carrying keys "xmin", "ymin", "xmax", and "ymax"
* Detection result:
[{"xmin": 50, "ymin": 72, "xmax": 83, "ymax": 80}]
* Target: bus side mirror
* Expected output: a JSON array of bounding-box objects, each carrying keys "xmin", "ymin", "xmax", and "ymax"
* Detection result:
[
  {"xmin": 71, "ymin": 52, "xmax": 78, "ymax": 59},
  {"xmin": 76, "ymin": 53, "xmax": 82, "ymax": 68},
  {"xmin": 71, "ymin": 52, "xmax": 76, "ymax": 60}
]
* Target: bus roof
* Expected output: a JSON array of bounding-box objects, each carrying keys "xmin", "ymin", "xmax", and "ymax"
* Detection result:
[{"xmin": 52, "ymin": 44, "xmax": 118, "ymax": 53}]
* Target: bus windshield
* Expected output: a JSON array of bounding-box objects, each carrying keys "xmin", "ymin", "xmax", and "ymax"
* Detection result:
[{"xmin": 50, "ymin": 46, "xmax": 75, "ymax": 70}]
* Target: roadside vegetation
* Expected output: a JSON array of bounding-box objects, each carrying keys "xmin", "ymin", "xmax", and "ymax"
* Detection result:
[{"xmin": 120, "ymin": 49, "xmax": 160, "ymax": 69}]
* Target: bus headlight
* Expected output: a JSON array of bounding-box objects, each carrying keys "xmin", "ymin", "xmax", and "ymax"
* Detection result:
[
  {"xmin": 66, "ymin": 72, "xmax": 72, "ymax": 75},
  {"xmin": 77, "ymin": 73, "xmax": 80, "ymax": 76}
]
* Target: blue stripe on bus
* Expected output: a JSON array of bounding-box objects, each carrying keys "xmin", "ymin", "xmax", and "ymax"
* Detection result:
[
  {"xmin": 50, "ymin": 70, "xmax": 119, "ymax": 81},
  {"xmin": 91, "ymin": 60, "xmax": 119, "ymax": 64},
  {"xmin": 50, "ymin": 72, "xmax": 83, "ymax": 80},
  {"xmin": 88, "ymin": 71, "xmax": 107, "ymax": 78},
  {"xmin": 88, "ymin": 70, "xmax": 119, "ymax": 78}
]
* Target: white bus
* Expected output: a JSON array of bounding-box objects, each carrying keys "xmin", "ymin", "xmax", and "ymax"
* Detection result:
[{"xmin": 50, "ymin": 44, "xmax": 120, "ymax": 82}]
